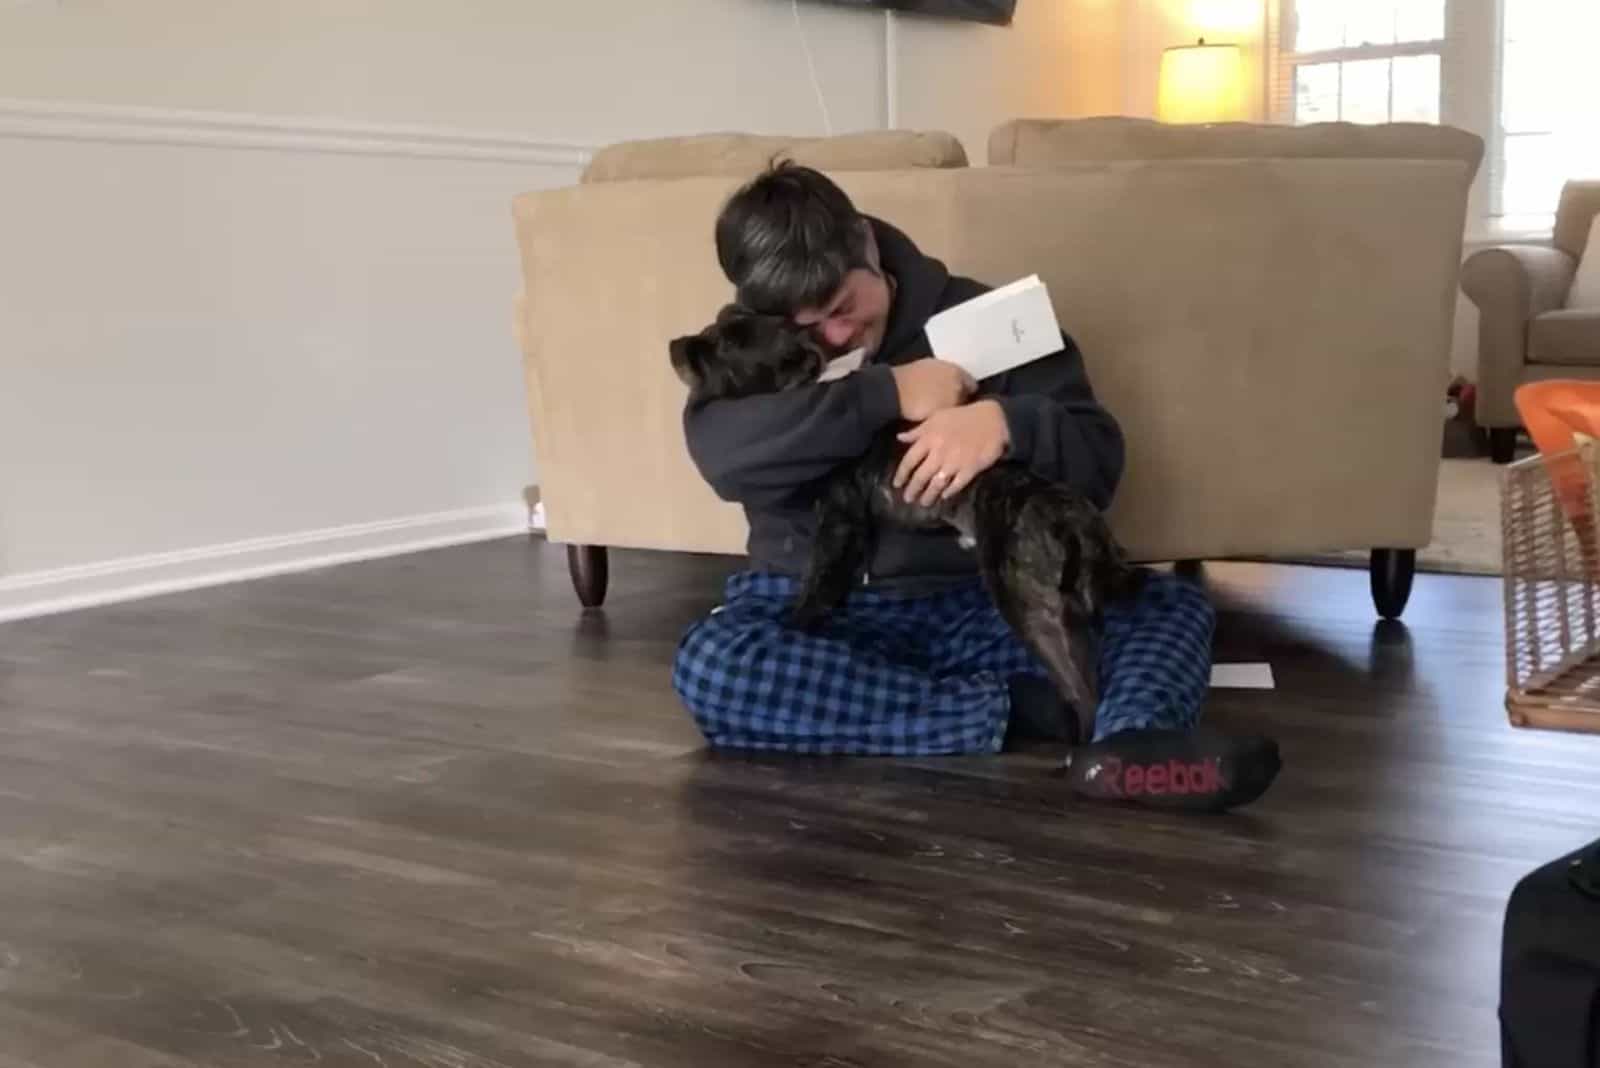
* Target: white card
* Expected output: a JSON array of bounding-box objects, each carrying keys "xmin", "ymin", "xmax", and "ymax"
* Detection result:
[
  {"xmin": 817, "ymin": 347, "xmax": 865, "ymax": 383},
  {"xmin": 1209, "ymin": 663, "xmax": 1276, "ymax": 690},
  {"xmin": 924, "ymin": 275, "xmax": 1063, "ymax": 381}
]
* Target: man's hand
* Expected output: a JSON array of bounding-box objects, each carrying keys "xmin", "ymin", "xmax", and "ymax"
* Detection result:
[
  {"xmin": 895, "ymin": 399, "xmax": 1010, "ymax": 506},
  {"xmin": 891, "ymin": 359, "xmax": 976, "ymax": 423}
]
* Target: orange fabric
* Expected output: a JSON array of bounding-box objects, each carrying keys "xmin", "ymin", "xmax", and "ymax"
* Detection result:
[{"xmin": 1515, "ymin": 381, "xmax": 1600, "ymax": 564}]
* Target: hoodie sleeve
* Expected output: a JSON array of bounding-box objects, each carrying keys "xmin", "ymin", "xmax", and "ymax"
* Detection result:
[
  {"xmin": 682, "ymin": 363, "xmax": 902, "ymax": 509},
  {"xmin": 986, "ymin": 331, "xmax": 1125, "ymax": 511}
]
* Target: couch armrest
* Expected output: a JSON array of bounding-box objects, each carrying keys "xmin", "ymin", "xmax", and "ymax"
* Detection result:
[{"xmin": 1460, "ymin": 244, "xmax": 1578, "ymax": 426}]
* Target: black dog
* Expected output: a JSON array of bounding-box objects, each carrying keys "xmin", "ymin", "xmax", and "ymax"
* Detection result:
[{"xmin": 670, "ymin": 305, "xmax": 1141, "ymax": 739}]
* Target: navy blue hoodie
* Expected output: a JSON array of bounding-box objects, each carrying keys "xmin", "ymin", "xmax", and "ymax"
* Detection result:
[{"xmin": 681, "ymin": 216, "xmax": 1125, "ymax": 591}]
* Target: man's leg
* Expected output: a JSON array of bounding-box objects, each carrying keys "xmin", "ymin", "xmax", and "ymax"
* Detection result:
[
  {"xmin": 921, "ymin": 580, "xmax": 1076, "ymax": 745},
  {"xmin": 1061, "ymin": 572, "xmax": 1282, "ymax": 811},
  {"xmin": 672, "ymin": 572, "xmax": 1011, "ymax": 756},
  {"xmin": 1093, "ymin": 570, "xmax": 1214, "ymax": 740}
]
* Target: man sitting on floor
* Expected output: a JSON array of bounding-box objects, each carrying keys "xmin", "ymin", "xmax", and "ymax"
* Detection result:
[{"xmin": 670, "ymin": 162, "xmax": 1280, "ymax": 812}]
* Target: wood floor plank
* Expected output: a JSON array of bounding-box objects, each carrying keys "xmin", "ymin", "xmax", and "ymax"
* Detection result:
[{"xmin": 2, "ymin": 538, "xmax": 1597, "ymax": 1065}]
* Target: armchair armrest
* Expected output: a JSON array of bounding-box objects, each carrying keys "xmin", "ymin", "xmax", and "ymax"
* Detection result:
[{"xmin": 1460, "ymin": 244, "xmax": 1578, "ymax": 426}]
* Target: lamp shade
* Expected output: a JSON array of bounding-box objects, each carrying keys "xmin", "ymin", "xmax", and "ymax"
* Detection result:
[{"xmin": 1157, "ymin": 40, "xmax": 1249, "ymax": 124}]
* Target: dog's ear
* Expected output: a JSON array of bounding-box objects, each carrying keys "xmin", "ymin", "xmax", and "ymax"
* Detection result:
[
  {"xmin": 668, "ymin": 333, "xmax": 714, "ymax": 390},
  {"xmin": 714, "ymin": 302, "xmax": 752, "ymax": 327}
]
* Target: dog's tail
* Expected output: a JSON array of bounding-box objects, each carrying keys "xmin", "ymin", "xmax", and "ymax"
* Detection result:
[{"xmin": 1099, "ymin": 538, "xmax": 1148, "ymax": 605}]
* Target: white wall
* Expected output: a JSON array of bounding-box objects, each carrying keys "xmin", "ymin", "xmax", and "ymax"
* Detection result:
[
  {"xmin": 0, "ymin": 0, "xmax": 890, "ymax": 140},
  {"xmin": 0, "ymin": 0, "xmax": 1119, "ymax": 619},
  {"xmin": 0, "ymin": 126, "xmax": 566, "ymax": 586},
  {"xmin": 895, "ymin": 0, "xmax": 1125, "ymax": 161}
]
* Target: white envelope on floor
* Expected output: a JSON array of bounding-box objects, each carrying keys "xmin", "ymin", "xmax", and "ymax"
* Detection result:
[{"xmin": 1210, "ymin": 663, "xmax": 1276, "ymax": 689}]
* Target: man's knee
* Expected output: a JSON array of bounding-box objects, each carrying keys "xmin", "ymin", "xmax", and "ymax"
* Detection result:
[
  {"xmin": 671, "ymin": 605, "xmax": 783, "ymax": 737},
  {"xmin": 672, "ymin": 610, "xmax": 737, "ymax": 698},
  {"xmin": 672, "ymin": 614, "xmax": 736, "ymax": 744},
  {"xmin": 1171, "ymin": 574, "xmax": 1216, "ymax": 630},
  {"xmin": 1140, "ymin": 571, "xmax": 1216, "ymax": 631}
]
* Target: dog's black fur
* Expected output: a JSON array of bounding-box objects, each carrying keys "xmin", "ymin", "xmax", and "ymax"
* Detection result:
[{"xmin": 670, "ymin": 305, "xmax": 1142, "ymax": 738}]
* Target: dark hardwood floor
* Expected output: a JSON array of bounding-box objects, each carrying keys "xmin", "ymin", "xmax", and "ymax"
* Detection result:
[{"xmin": 1, "ymin": 537, "xmax": 1596, "ymax": 1067}]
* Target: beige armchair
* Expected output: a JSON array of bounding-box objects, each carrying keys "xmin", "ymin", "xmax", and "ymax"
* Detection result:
[{"xmin": 1462, "ymin": 180, "xmax": 1600, "ymax": 462}]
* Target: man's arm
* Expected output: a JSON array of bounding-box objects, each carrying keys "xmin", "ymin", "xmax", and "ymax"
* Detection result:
[
  {"xmin": 985, "ymin": 330, "xmax": 1125, "ymax": 509},
  {"xmin": 683, "ymin": 365, "xmax": 902, "ymax": 509},
  {"xmin": 684, "ymin": 359, "xmax": 976, "ymax": 508}
]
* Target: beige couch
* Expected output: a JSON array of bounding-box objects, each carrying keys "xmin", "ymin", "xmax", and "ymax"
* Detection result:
[
  {"xmin": 1461, "ymin": 180, "xmax": 1600, "ymax": 462},
  {"xmin": 512, "ymin": 119, "xmax": 1482, "ymax": 619}
]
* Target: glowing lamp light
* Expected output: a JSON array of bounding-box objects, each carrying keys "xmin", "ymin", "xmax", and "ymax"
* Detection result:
[{"xmin": 1157, "ymin": 38, "xmax": 1250, "ymax": 124}]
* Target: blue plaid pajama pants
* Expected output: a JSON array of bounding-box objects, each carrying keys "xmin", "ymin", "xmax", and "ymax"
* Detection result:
[{"xmin": 672, "ymin": 569, "xmax": 1214, "ymax": 756}]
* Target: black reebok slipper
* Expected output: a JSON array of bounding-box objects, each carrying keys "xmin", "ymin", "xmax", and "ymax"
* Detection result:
[{"xmin": 1056, "ymin": 727, "xmax": 1281, "ymax": 812}]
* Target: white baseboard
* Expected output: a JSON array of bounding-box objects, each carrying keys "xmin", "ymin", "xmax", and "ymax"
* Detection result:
[{"xmin": 0, "ymin": 504, "xmax": 528, "ymax": 624}]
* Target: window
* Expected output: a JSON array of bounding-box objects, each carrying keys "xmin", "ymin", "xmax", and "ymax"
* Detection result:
[
  {"xmin": 1272, "ymin": 0, "xmax": 1600, "ymax": 233},
  {"xmin": 1497, "ymin": 1, "xmax": 1600, "ymax": 227},
  {"xmin": 1285, "ymin": 1, "xmax": 1446, "ymax": 126}
]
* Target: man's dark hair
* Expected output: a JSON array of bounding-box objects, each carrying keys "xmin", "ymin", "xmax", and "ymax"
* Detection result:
[{"xmin": 715, "ymin": 161, "xmax": 872, "ymax": 317}]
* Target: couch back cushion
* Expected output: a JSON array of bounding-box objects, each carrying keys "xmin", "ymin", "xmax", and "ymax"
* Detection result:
[
  {"xmin": 989, "ymin": 116, "xmax": 1484, "ymax": 183},
  {"xmin": 1556, "ymin": 181, "xmax": 1600, "ymax": 262},
  {"xmin": 581, "ymin": 130, "xmax": 968, "ymax": 184},
  {"xmin": 1565, "ymin": 215, "xmax": 1600, "ymax": 309}
]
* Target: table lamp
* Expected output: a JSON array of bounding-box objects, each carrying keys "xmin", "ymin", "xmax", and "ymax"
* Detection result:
[{"xmin": 1157, "ymin": 38, "xmax": 1249, "ymax": 124}]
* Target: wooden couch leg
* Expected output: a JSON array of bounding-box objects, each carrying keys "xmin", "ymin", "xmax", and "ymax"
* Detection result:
[
  {"xmin": 1490, "ymin": 427, "xmax": 1518, "ymax": 464},
  {"xmin": 567, "ymin": 545, "xmax": 609, "ymax": 608},
  {"xmin": 1370, "ymin": 548, "xmax": 1416, "ymax": 620}
]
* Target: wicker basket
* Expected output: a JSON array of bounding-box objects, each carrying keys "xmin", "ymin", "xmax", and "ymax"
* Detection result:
[{"xmin": 1502, "ymin": 441, "xmax": 1600, "ymax": 732}]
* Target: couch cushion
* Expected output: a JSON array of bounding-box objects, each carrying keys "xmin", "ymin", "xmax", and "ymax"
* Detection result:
[
  {"xmin": 988, "ymin": 116, "xmax": 1483, "ymax": 182},
  {"xmin": 1555, "ymin": 181, "xmax": 1600, "ymax": 261},
  {"xmin": 1530, "ymin": 309, "xmax": 1600, "ymax": 365},
  {"xmin": 581, "ymin": 130, "xmax": 967, "ymax": 183},
  {"xmin": 1567, "ymin": 215, "xmax": 1600, "ymax": 308}
]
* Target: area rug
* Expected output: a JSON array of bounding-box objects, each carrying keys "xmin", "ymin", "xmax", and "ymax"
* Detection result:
[{"xmin": 1268, "ymin": 458, "xmax": 1504, "ymax": 577}]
